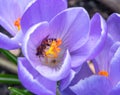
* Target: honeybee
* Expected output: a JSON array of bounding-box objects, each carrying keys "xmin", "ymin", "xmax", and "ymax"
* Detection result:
[
  {"xmin": 36, "ymin": 35, "xmax": 57, "ymax": 58},
  {"xmin": 36, "ymin": 35, "xmax": 49, "ymax": 57}
]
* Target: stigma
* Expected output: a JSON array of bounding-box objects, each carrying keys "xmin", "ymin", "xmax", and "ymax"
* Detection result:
[
  {"xmin": 14, "ymin": 18, "xmax": 21, "ymax": 31},
  {"xmin": 98, "ymin": 70, "xmax": 108, "ymax": 77}
]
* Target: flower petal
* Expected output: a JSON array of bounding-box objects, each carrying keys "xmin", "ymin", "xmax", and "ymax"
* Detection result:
[
  {"xmin": 17, "ymin": 0, "xmax": 35, "ymax": 12},
  {"xmin": 0, "ymin": 0, "xmax": 22, "ymax": 35},
  {"xmin": 88, "ymin": 13, "xmax": 107, "ymax": 59},
  {"xmin": 18, "ymin": 57, "xmax": 56, "ymax": 95},
  {"xmin": 49, "ymin": 7, "xmax": 90, "ymax": 51},
  {"xmin": 12, "ymin": 30, "xmax": 24, "ymax": 44},
  {"xmin": 70, "ymin": 62, "xmax": 93, "ymax": 86},
  {"xmin": 109, "ymin": 82, "xmax": 120, "ymax": 95},
  {"xmin": 70, "ymin": 13, "xmax": 107, "ymax": 67},
  {"xmin": 22, "ymin": 21, "xmax": 49, "ymax": 67},
  {"xmin": 0, "ymin": 33, "xmax": 20, "ymax": 49},
  {"xmin": 60, "ymin": 88, "xmax": 76, "ymax": 95},
  {"xmin": 70, "ymin": 75, "xmax": 112, "ymax": 95},
  {"xmin": 107, "ymin": 13, "xmax": 120, "ymax": 41},
  {"xmin": 95, "ymin": 35, "xmax": 114, "ymax": 71},
  {"xmin": 59, "ymin": 70, "xmax": 76, "ymax": 91},
  {"xmin": 60, "ymin": 62, "xmax": 93, "ymax": 95},
  {"xmin": 21, "ymin": 0, "xmax": 67, "ymax": 33},
  {"xmin": 109, "ymin": 42, "xmax": 120, "ymax": 61},
  {"xmin": 109, "ymin": 46, "xmax": 120, "ymax": 86}
]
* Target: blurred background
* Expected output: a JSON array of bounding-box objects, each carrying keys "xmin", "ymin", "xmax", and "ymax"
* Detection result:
[{"xmin": 0, "ymin": 0, "xmax": 120, "ymax": 94}]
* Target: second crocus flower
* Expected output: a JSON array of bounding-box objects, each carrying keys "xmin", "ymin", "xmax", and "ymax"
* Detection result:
[{"xmin": 70, "ymin": 13, "xmax": 120, "ymax": 95}]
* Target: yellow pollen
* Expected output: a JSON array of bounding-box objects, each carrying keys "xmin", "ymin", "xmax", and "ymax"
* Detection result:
[
  {"xmin": 45, "ymin": 39, "xmax": 62, "ymax": 58},
  {"xmin": 98, "ymin": 71, "xmax": 109, "ymax": 77},
  {"xmin": 14, "ymin": 18, "xmax": 21, "ymax": 31}
]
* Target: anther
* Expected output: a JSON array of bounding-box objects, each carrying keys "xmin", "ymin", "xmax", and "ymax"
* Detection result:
[
  {"xmin": 45, "ymin": 39, "xmax": 62, "ymax": 58},
  {"xmin": 14, "ymin": 18, "xmax": 21, "ymax": 31},
  {"xmin": 98, "ymin": 71, "xmax": 108, "ymax": 77}
]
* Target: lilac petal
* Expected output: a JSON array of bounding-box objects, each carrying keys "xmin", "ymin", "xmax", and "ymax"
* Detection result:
[
  {"xmin": 70, "ymin": 62, "xmax": 93, "ymax": 86},
  {"xmin": 95, "ymin": 35, "xmax": 114, "ymax": 71},
  {"xmin": 109, "ymin": 82, "xmax": 120, "ymax": 95},
  {"xmin": 87, "ymin": 13, "xmax": 107, "ymax": 59},
  {"xmin": 70, "ymin": 75, "xmax": 112, "ymax": 95},
  {"xmin": 60, "ymin": 88, "xmax": 76, "ymax": 95},
  {"xmin": 0, "ymin": 33, "xmax": 20, "ymax": 49},
  {"xmin": 59, "ymin": 70, "xmax": 76, "ymax": 91},
  {"xmin": 18, "ymin": 57, "xmax": 56, "ymax": 95},
  {"xmin": 59, "ymin": 62, "xmax": 93, "ymax": 94},
  {"xmin": 12, "ymin": 30, "xmax": 24, "ymax": 44},
  {"xmin": 36, "ymin": 50, "xmax": 71, "ymax": 81},
  {"xmin": 70, "ymin": 55, "xmax": 87, "ymax": 68},
  {"xmin": 109, "ymin": 46, "xmax": 120, "ymax": 86},
  {"xmin": 22, "ymin": 22, "xmax": 50, "ymax": 67},
  {"xmin": 107, "ymin": 13, "xmax": 120, "ymax": 41},
  {"xmin": 49, "ymin": 7, "xmax": 90, "ymax": 51},
  {"xmin": 70, "ymin": 13, "xmax": 107, "ymax": 67},
  {"xmin": 109, "ymin": 42, "xmax": 120, "ymax": 61},
  {"xmin": 0, "ymin": 0, "xmax": 22, "ymax": 36},
  {"xmin": 21, "ymin": 0, "xmax": 67, "ymax": 33},
  {"xmin": 17, "ymin": 0, "xmax": 35, "ymax": 12}
]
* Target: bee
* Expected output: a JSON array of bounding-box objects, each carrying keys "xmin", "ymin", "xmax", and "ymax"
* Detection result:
[
  {"xmin": 36, "ymin": 35, "xmax": 57, "ymax": 58},
  {"xmin": 36, "ymin": 35, "xmax": 49, "ymax": 57}
]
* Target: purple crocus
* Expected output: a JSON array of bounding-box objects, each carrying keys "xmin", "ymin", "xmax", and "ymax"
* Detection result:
[
  {"xmin": 70, "ymin": 13, "xmax": 120, "ymax": 95},
  {"xmin": 0, "ymin": 0, "xmax": 35, "ymax": 49},
  {"xmin": 18, "ymin": 4, "xmax": 107, "ymax": 94}
]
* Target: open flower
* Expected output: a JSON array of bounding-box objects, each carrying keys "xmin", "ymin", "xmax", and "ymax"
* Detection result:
[
  {"xmin": 18, "ymin": 6, "xmax": 107, "ymax": 94},
  {"xmin": 0, "ymin": 0, "xmax": 67, "ymax": 50},
  {"xmin": 70, "ymin": 13, "xmax": 120, "ymax": 95},
  {"xmin": 0, "ymin": 0, "xmax": 35, "ymax": 49}
]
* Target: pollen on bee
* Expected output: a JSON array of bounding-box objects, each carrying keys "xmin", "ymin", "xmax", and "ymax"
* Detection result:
[
  {"xmin": 36, "ymin": 36, "xmax": 62, "ymax": 58},
  {"xmin": 98, "ymin": 70, "xmax": 108, "ymax": 77},
  {"xmin": 45, "ymin": 39, "xmax": 62, "ymax": 58},
  {"xmin": 14, "ymin": 18, "xmax": 21, "ymax": 31},
  {"xmin": 36, "ymin": 36, "xmax": 63, "ymax": 68}
]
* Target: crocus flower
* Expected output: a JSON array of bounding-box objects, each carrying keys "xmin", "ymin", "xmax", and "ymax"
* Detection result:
[
  {"xmin": 0, "ymin": 0, "xmax": 35, "ymax": 49},
  {"xmin": 0, "ymin": 0, "xmax": 67, "ymax": 50},
  {"xmin": 70, "ymin": 13, "xmax": 120, "ymax": 95},
  {"xmin": 18, "ymin": 4, "xmax": 107, "ymax": 94}
]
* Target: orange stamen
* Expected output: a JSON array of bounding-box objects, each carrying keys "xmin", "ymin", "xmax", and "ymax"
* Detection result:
[
  {"xmin": 45, "ymin": 39, "xmax": 62, "ymax": 58},
  {"xmin": 14, "ymin": 18, "xmax": 21, "ymax": 31},
  {"xmin": 98, "ymin": 71, "xmax": 108, "ymax": 77}
]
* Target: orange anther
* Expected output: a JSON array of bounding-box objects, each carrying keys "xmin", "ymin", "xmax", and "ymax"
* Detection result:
[
  {"xmin": 45, "ymin": 38, "xmax": 62, "ymax": 58},
  {"xmin": 56, "ymin": 39, "xmax": 62, "ymax": 46},
  {"xmin": 14, "ymin": 18, "xmax": 21, "ymax": 31},
  {"xmin": 98, "ymin": 71, "xmax": 108, "ymax": 77}
]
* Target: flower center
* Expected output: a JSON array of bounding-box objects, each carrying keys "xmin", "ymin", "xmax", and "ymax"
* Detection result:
[
  {"xmin": 36, "ymin": 36, "xmax": 62, "ymax": 58},
  {"xmin": 36, "ymin": 36, "xmax": 63, "ymax": 67},
  {"xmin": 98, "ymin": 70, "xmax": 108, "ymax": 77},
  {"xmin": 14, "ymin": 18, "xmax": 21, "ymax": 31}
]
